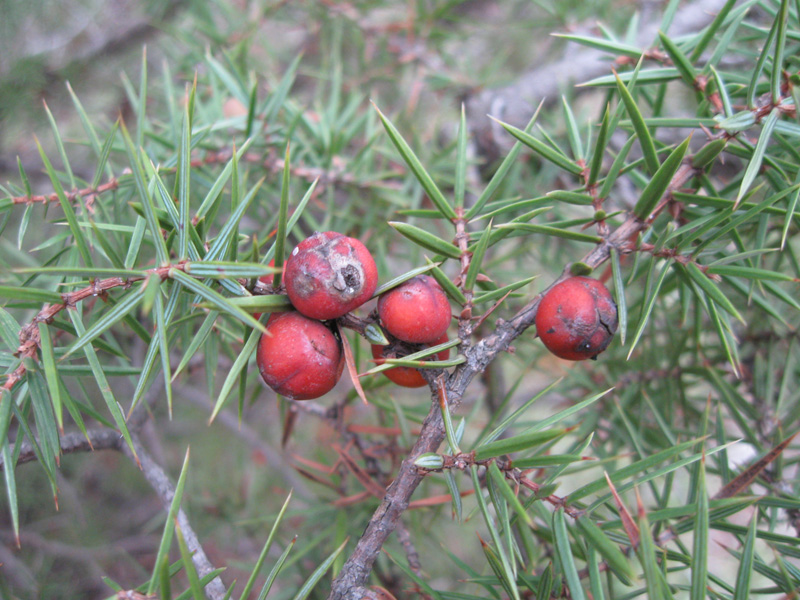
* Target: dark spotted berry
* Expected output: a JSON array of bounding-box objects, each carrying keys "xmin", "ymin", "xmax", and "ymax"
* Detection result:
[
  {"xmin": 534, "ymin": 276, "xmax": 618, "ymax": 361},
  {"xmin": 284, "ymin": 232, "xmax": 378, "ymax": 320}
]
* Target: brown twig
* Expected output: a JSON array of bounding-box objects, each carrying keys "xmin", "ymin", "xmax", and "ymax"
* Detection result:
[
  {"xmin": 0, "ymin": 427, "xmax": 123, "ymax": 469},
  {"xmin": 416, "ymin": 452, "xmax": 588, "ymax": 519},
  {"xmin": 1, "ymin": 264, "xmax": 178, "ymax": 395},
  {"xmin": 328, "ymin": 395, "xmax": 448, "ymax": 599},
  {"xmin": 2, "ymin": 419, "xmax": 227, "ymax": 600},
  {"xmin": 328, "ymin": 148, "xmax": 705, "ymax": 598},
  {"xmin": 6, "ymin": 147, "xmax": 403, "ymax": 225},
  {"xmin": 192, "ymin": 149, "xmax": 380, "ymax": 189},
  {"xmin": 121, "ymin": 433, "xmax": 227, "ymax": 600},
  {"xmin": 9, "ymin": 177, "xmax": 119, "ymax": 209}
]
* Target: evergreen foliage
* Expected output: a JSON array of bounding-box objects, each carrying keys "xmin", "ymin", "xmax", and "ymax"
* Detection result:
[{"xmin": 1, "ymin": 1, "xmax": 799, "ymax": 598}]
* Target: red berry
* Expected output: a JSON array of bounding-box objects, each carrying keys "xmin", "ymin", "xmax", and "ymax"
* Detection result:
[
  {"xmin": 535, "ymin": 276, "xmax": 618, "ymax": 361},
  {"xmin": 284, "ymin": 231, "xmax": 378, "ymax": 320},
  {"xmin": 377, "ymin": 275, "xmax": 451, "ymax": 344},
  {"xmin": 256, "ymin": 311, "xmax": 345, "ymax": 400},
  {"xmin": 371, "ymin": 333, "xmax": 450, "ymax": 388}
]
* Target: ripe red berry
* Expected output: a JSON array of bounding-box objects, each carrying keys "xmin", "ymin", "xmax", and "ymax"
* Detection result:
[
  {"xmin": 256, "ymin": 311, "xmax": 345, "ymax": 400},
  {"xmin": 377, "ymin": 275, "xmax": 451, "ymax": 344},
  {"xmin": 371, "ymin": 333, "xmax": 450, "ymax": 388},
  {"xmin": 284, "ymin": 231, "xmax": 378, "ymax": 320},
  {"xmin": 534, "ymin": 276, "xmax": 618, "ymax": 361}
]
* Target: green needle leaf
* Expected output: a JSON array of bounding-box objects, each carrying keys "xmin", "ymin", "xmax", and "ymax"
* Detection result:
[
  {"xmin": 691, "ymin": 138, "xmax": 727, "ymax": 169},
  {"xmin": 439, "ymin": 387, "xmax": 460, "ymax": 454},
  {"xmin": 66, "ymin": 81, "xmax": 103, "ymax": 171},
  {"xmin": 466, "ymin": 106, "xmax": 541, "ymax": 220},
  {"xmin": 658, "ymin": 31, "xmax": 697, "ymax": 88},
  {"xmin": 42, "ymin": 101, "xmax": 75, "ymax": 191},
  {"xmin": 0, "ymin": 285, "xmax": 63, "ymax": 304},
  {"xmin": 576, "ymin": 515, "xmax": 635, "ymax": 585},
  {"xmin": 636, "ymin": 499, "xmax": 668, "ymax": 600},
  {"xmin": 423, "ymin": 259, "xmax": 467, "ymax": 304},
  {"xmin": 492, "ymin": 117, "xmax": 583, "ymax": 176},
  {"xmin": 14, "ymin": 267, "xmax": 148, "ymax": 278},
  {"xmin": 683, "ymin": 262, "xmax": 745, "ymax": 324},
  {"xmin": 169, "ymin": 270, "xmax": 266, "ymax": 334},
  {"xmin": 771, "ymin": 0, "xmax": 790, "ymax": 103},
  {"xmin": 746, "ymin": 5, "xmax": 779, "ymax": 108},
  {"xmin": 470, "ymin": 466, "xmax": 519, "ymax": 600},
  {"xmin": 196, "ymin": 294, "xmax": 292, "ymax": 312},
  {"xmin": 290, "ymin": 538, "xmax": 348, "ymax": 600},
  {"xmin": 208, "ymin": 328, "xmax": 261, "ymax": 423},
  {"xmin": 273, "ymin": 144, "xmax": 291, "ymax": 290},
  {"xmin": 474, "ymin": 428, "xmax": 568, "ymax": 461},
  {"xmin": 153, "ymin": 289, "xmax": 173, "ymax": 419},
  {"xmin": 172, "ymin": 312, "xmax": 218, "ymax": 380},
  {"xmin": 553, "ymin": 34, "xmax": 642, "ymax": 59},
  {"xmin": 690, "ymin": 458, "xmax": 709, "ymax": 600},
  {"xmin": 256, "ymin": 537, "xmax": 296, "ymax": 600},
  {"xmin": 35, "ymin": 139, "xmax": 93, "ymax": 267},
  {"xmin": 610, "ymin": 248, "xmax": 628, "ymax": 345},
  {"xmin": 599, "ymin": 134, "xmax": 636, "ymax": 200},
  {"xmin": 473, "ymin": 275, "xmax": 538, "ymax": 304},
  {"xmin": 149, "ymin": 447, "xmax": 191, "ymax": 595},
  {"xmin": 63, "ymin": 287, "xmax": 144, "ymax": 360},
  {"xmin": 553, "ymin": 508, "xmax": 586, "ymax": 600},
  {"xmin": 464, "ymin": 220, "xmax": 493, "ymax": 292},
  {"xmin": 588, "ymin": 105, "xmax": 611, "ymax": 187},
  {"xmin": 67, "ymin": 309, "xmax": 138, "ymax": 463},
  {"xmin": 388, "ymin": 222, "xmax": 461, "ymax": 259},
  {"xmin": 157, "ymin": 558, "xmax": 171, "ymax": 600},
  {"xmin": 137, "ymin": 47, "xmax": 148, "ymax": 149},
  {"xmin": 177, "ymin": 103, "xmax": 191, "ymax": 260},
  {"xmin": 2, "ymin": 439, "xmax": 19, "ymax": 546},
  {"xmin": 568, "ymin": 437, "xmax": 705, "ymax": 502},
  {"xmin": 184, "ymin": 261, "xmax": 277, "ymax": 279},
  {"xmin": 373, "ymin": 103, "xmax": 456, "ymax": 221},
  {"xmin": 205, "ymin": 177, "xmax": 265, "ymax": 262},
  {"xmin": 614, "ymin": 72, "xmax": 660, "ymax": 175},
  {"xmin": 496, "ymin": 223, "xmax": 602, "ymax": 243},
  {"xmin": 735, "ymin": 108, "xmax": 780, "ymax": 208},
  {"xmin": 175, "ymin": 522, "xmax": 205, "ymax": 600},
  {"xmin": 632, "ymin": 136, "xmax": 691, "ymax": 220},
  {"xmin": 487, "ymin": 462, "xmax": 532, "ymax": 526},
  {"xmin": 120, "ymin": 120, "xmax": 169, "ymax": 266},
  {"xmin": 689, "ymin": 0, "xmax": 737, "ymax": 61},
  {"xmin": 582, "ymin": 68, "xmax": 680, "ymax": 87},
  {"xmin": 37, "ymin": 323, "xmax": 62, "ymax": 432},
  {"xmin": 195, "ymin": 140, "xmax": 255, "ymax": 220},
  {"xmin": 455, "ymin": 104, "xmax": 468, "ymax": 210},
  {"xmin": 561, "ymin": 96, "xmax": 584, "ymax": 161},
  {"xmin": 372, "ymin": 263, "xmax": 438, "ymax": 297},
  {"xmin": 477, "ymin": 379, "xmax": 562, "ymax": 447},
  {"xmin": 733, "ymin": 513, "xmax": 758, "ymax": 600}
]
